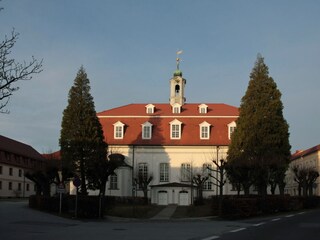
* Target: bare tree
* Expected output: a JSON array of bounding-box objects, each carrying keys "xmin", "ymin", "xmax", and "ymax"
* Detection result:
[
  {"xmin": 0, "ymin": 30, "xmax": 43, "ymax": 113},
  {"xmin": 192, "ymin": 173, "xmax": 209, "ymax": 204},
  {"xmin": 134, "ymin": 172, "xmax": 153, "ymax": 204},
  {"xmin": 292, "ymin": 165, "xmax": 319, "ymax": 197}
]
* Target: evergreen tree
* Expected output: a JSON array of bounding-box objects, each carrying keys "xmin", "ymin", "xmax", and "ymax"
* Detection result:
[
  {"xmin": 59, "ymin": 67, "xmax": 106, "ymax": 195},
  {"xmin": 227, "ymin": 55, "xmax": 291, "ymax": 196}
]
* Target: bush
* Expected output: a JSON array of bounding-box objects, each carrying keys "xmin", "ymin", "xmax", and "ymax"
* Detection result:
[
  {"xmin": 211, "ymin": 195, "xmax": 319, "ymax": 219},
  {"xmin": 28, "ymin": 195, "xmax": 148, "ymax": 218}
]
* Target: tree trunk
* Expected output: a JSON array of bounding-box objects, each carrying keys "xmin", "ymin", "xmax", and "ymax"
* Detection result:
[
  {"xmin": 80, "ymin": 160, "xmax": 87, "ymax": 195},
  {"xmin": 278, "ymin": 181, "xmax": 286, "ymax": 196},
  {"xmin": 243, "ymin": 183, "xmax": 250, "ymax": 196}
]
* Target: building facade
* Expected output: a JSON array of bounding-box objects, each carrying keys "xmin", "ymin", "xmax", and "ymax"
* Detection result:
[
  {"xmin": 0, "ymin": 135, "xmax": 46, "ymax": 197},
  {"xmin": 285, "ymin": 144, "xmax": 320, "ymax": 196},
  {"xmin": 96, "ymin": 68, "xmax": 239, "ymax": 205}
]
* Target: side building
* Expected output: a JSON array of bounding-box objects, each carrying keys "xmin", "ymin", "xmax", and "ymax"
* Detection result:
[
  {"xmin": 97, "ymin": 68, "xmax": 239, "ymax": 205},
  {"xmin": 285, "ymin": 144, "xmax": 320, "ymax": 196},
  {"xmin": 0, "ymin": 135, "xmax": 46, "ymax": 197}
]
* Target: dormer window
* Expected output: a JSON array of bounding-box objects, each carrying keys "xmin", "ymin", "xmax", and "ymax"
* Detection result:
[
  {"xmin": 172, "ymin": 103, "xmax": 181, "ymax": 114},
  {"xmin": 199, "ymin": 121, "xmax": 211, "ymax": 139},
  {"xmin": 170, "ymin": 119, "xmax": 182, "ymax": 139},
  {"xmin": 113, "ymin": 121, "xmax": 125, "ymax": 139},
  {"xmin": 228, "ymin": 121, "xmax": 237, "ymax": 140},
  {"xmin": 198, "ymin": 104, "xmax": 208, "ymax": 114},
  {"xmin": 142, "ymin": 121, "xmax": 152, "ymax": 139},
  {"xmin": 145, "ymin": 104, "xmax": 155, "ymax": 114}
]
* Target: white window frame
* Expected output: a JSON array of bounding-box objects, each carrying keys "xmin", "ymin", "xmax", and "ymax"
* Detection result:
[
  {"xmin": 202, "ymin": 163, "xmax": 213, "ymax": 190},
  {"xmin": 170, "ymin": 119, "xmax": 182, "ymax": 139},
  {"xmin": 228, "ymin": 121, "xmax": 237, "ymax": 139},
  {"xmin": 198, "ymin": 104, "xmax": 208, "ymax": 114},
  {"xmin": 199, "ymin": 121, "xmax": 211, "ymax": 139},
  {"xmin": 159, "ymin": 163, "xmax": 169, "ymax": 182},
  {"xmin": 181, "ymin": 163, "xmax": 191, "ymax": 182},
  {"xmin": 138, "ymin": 163, "xmax": 148, "ymax": 189},
  {"xmin": 145, "ymin": 104, "xmax": 155, "ymax": 114},
  {"xmin": 141, "ymin": 121, "xmax": 152, "ymax": 139},
  {"xmin": 172, "ymin": 103, "xmax": 181, "ymax": 114},
  {"xmin": 109, "ymin": 174, "xmax": 118, "ymax": 190},
  {"xmin": 113, "ymin": 121, "xmax": 125, "ymax": 139},
  {"xmin": 138, "ymin": 163, "xmax": 148, "ymax": 180}
]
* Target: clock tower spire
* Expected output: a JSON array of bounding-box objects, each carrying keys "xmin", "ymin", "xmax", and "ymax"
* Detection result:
[{"xmin": 170, "ymin": 51, "xmax": 186, "ymax": 106}]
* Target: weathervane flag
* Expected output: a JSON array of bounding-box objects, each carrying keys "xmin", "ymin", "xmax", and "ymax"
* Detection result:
[{"xmin": 177, "ymin": 50, "xmax": 183, "ymax": 55}]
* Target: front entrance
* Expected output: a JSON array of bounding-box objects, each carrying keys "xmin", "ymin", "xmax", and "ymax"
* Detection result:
[
  {"xmin": 158, "ymin": 191, "xmax": 168, "ymax": 205},
  {"xmin": 179, "ymin": 191, "xmax": 189, "ymax": 206}
]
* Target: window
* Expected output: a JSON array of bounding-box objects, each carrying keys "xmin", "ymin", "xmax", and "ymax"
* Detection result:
[
  {"xmin": 172, "ymin": 103, "xmax": 181, "ymax": 114},
  {"xmin": 19, "ymin": 169, "xmax": 22, "ymax": 177},
  {"xmin": 203, "ymin": 181, "xmax": 212, "ymax": 190},
  {"xmin": 228, "ymin": 121, "xmax": 237, "ymax": 139},
  {"xmin": 0, "ymin": 166, "xmax": 2, "ymax": 174},
  {"xmin": 138, "ymin": 163, "xmax": 148, "ymax": 180},
  {"xmin": 9, "ymin": 168, "xmax": 13, "ymax": 176},
  {"xmin": 198, "ymin": 104, "xmax": 208, "ymax": 114},
  {"xmin": 159, "ymin": 163, "xmax": 169, "ymax": 182},
  {"xmin": 145, "ymin": 104, "xmax": 155, "ymax": 114},
  {"xmin": 18, "ymin": 183, "xmax": 21, "ymax": 191},
  {"xmin": 170, "ymin": 119, "xmax": 182, "ymax": 139},
  {"xmin": 113, "ymin": 121, "xmax": 125, "ymax": 139},
  {"xmin": 172, "ymin": 124, "xmax": 180, "ymax": 138},
  {"xmin": 26, "ymin": 183, "xmax": 30, "ymax": 191},
  {"xmin": 201, "ymin": 126, "xmax": 209, "ymax": 139},
  {"xmin": 199, "ymin": 121, "xmax": 211, "ymax": 139},
  {"xmin": 8, "ymin": 182, "xmax": 12, "ymax": 190},
  {"xmin": 142, "ymin": 122, "xmax": 152, "ymax": 139},
  {"xmin": 181, "ymin": 163, "xmax": 191, "ymax": 182},
  {"xmin": 110, "ymin": 174, "xmax": 118, "ymax": 190},
  {"xmin": 0, "ymin": 181, "xmax": 2, "ymax": 190},
  {"xmin": 202, "ymin": 164, "xmax": 213, "ymax": 190},
  {"xmin": 138, "ymin": 163, "xmax": 148, "ymax": 189}
]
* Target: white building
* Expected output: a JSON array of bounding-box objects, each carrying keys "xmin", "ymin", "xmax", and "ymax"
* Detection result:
[
  {"xmin": 97, "ymin": 67, "xmax": 239, "ymax": 205},
  {"xmin": 0, "ymin": 135, "xmax": 46, "ymax": 197},
  {"xmin": 285, "ymin": 144, "xmax": 320, "ymax": 196}
]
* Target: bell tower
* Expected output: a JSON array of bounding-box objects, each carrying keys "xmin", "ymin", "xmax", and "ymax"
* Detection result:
[{"xmin": 170, "ymin": 51, "xmax": 186, "ymax": 106}]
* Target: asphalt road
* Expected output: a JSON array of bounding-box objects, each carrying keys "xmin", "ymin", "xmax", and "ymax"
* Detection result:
[
  {"xmin": 215, "ymin": 209, "xmax": 320, "ymax": 240},
  {"xmin": 0, "ymin": 200, "xmax": 319, "ymax": 240}
]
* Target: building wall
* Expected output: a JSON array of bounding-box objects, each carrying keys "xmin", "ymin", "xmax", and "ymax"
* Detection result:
[
  {"xmin": 0, "ymin": 163, "xmax": 36, "ymax": 197},
  {"xmin": 285, "ymin": 149, "xmax": 320, "ymax": 196},
  {"xmin": 108, "ymin": 144, "xmax": 236, "ymax": 202}
]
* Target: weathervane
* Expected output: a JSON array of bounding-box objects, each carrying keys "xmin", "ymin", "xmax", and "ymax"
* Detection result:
[{"xmin": 176, "ymin": 50, "xmax": 183, "ymax": 70}]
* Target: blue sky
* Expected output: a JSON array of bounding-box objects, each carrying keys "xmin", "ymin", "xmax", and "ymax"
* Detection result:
[{"xmin": 1, "ymin": 0, "xmax": 319, "ymax": 153}]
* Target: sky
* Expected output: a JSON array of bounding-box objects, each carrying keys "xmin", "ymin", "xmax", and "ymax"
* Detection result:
[{"xmin": 1, "ymin": 0, "xmax": 319, "ymax": 153}]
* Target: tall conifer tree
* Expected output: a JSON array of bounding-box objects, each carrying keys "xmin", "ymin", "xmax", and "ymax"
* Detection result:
[
  {"xmin": 227, "ymin": 55, "xmax": 291, "ymax": 196},
  {"xmin": 59, "ymin": 67, "xmax": 106, "ymax": 195}
]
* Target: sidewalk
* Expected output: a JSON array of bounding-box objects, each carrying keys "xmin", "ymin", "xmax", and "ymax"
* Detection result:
[{"xmin": 150, "ymin": 204, "xmax": 178, "ymax": 220}]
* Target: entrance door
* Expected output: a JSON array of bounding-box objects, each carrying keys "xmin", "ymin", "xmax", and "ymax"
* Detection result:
[
  {"xmin": 158, "ymin": 191, "xmax": 168, "ymax": 205},
  {"xmin": 179, "ymin": 191, "xmax": 189, "ymax": 206}
]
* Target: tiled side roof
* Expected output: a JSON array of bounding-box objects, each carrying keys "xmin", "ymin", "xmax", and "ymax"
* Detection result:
[
  {"xmin": 42, "ymin": 151, "xmax": 61, "ymax": 160},
  {"xmin": 98, "ymin": 103, "xmax": 238, "ymax": 146},
  {"xmin": 0, "ymin": 135, "xmax": 45, "ymax": 161},
  {"xmin": 97, "ymin": 103, "xmax": 239, "ymax": 117},
  {"xmin": 291, "ymin": 144, "xmax": 320, "ymax": 161}
]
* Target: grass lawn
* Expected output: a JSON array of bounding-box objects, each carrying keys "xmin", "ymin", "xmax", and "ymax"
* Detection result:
[
  {"xmin": 106, "ymin": 205, "xmax": 166, "ymax": 219},
  {"xmin": 172, "ymin": 204, "xmax": 214, "ymax": 218},
  {"xmin": 106, "ymin": 203, "xmax": 214, "ymax": 219}
]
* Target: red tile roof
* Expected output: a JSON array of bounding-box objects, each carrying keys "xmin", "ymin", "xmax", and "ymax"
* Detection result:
[
  {"xmin": 291, "ymin": 144, "xmax": 320, "ymax": 161},
  {"xmin": 42, "ymin": 151, "xmax": 61, "ymax": 160},
  {"xmin": 98, "ymin": 103, "xmax": 238, "ymax": 146},
  {"xmin": 0, "ymin": 135, "xmax": 45, "ymax": 161}
]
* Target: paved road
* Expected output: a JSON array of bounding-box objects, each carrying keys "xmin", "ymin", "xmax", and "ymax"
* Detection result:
[
  {"xmin": 213, "ymin": 209, "xmax": 320, "ymax": 240},
  {"xmin": 0, "ymin": 200, "xmax": 319, "ymax": 240}
]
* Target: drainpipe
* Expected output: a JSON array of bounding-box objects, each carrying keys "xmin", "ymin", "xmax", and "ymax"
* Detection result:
[
  {"xmin": 132, "ymin": 145, "xmax": 135, "ymax": 197},
  {"xmin": 216, "ymin": 146, "xmax": 219, "ymax": 196}
]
